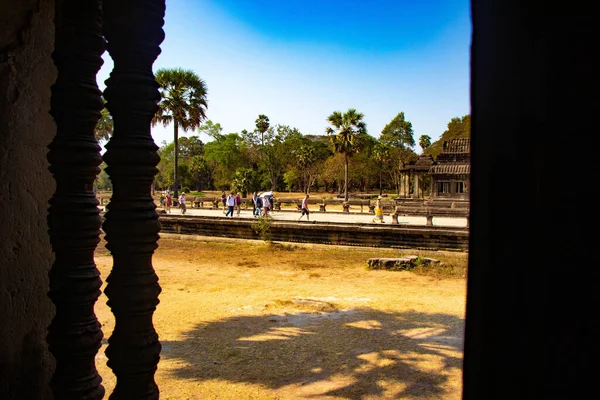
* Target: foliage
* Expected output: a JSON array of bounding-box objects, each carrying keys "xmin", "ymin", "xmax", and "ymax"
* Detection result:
[
  {"xmin": 326, "ymin": 108, "xmax": 367, "ymax": 200},
  {"xmin": 152, "ymin": 68, "xmax": 208, "ymax": 130},
  {"xmin": 152, "ymin": 113, "xmax": 469, "ymax": 195},
  {"xmin": 419, "ymin": 135, "xmax": 432, "ymax": 151},
  {"xmin": 380, "ymin": 112, "xmax": 415, "ymax": 149},
  {"xmin": 95, "ymin": 162, "xmax": 112, "ymax": 190},
  {"xmin": 251, "ymin": 215, "xmax": 274, "ymax": 242},
  {"xmin": 255, "ymin": 114, "xmax": 270, "ymax": 146},
  {"xmin": 283, "ymin": 168, "xmax": 300, "ymax": 192},
  {"xmin": 231, "ymin": 167, "xmax": 257, "ymax": 197},
  {"xmin": 198, "ymin": 120, "xmax": 223, "ymax": 139},
  {"xmin": 152, "ymin": 68, "xmax": 208, "ymax": 196},
  {"xmin": 424, "ymin": 114, "xmax": 471, "ymax": 159},
  {"xmin": 204, "ymin": 132, "xmax": 248, "ymax": 188},
  {"xmin": 95, "ymin": 100, "xmax": 113, "ymax": 144}
]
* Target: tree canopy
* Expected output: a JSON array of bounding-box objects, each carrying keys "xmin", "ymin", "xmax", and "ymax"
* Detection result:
[
  {"xmin": 380, "ymin": 112, "xmax": 415, "ymax": 149},
  {"xmin": 424, "ymin": 114, "xmax": 470, "ymax": 158}
]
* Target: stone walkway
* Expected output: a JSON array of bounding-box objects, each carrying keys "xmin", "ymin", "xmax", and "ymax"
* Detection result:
[{"xmin": 137, "ymin": 206, "xmax": 468, "ymax": 228}]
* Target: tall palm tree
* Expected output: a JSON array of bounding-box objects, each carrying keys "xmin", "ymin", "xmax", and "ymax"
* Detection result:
[
  {"xmin": 152, "ymin": 68, "xmax": 208, "ymax": 198},
  {"xmin": 326, "ymin": 108, "xmax": 367, "ymax": 201},
  {"xmin": 419, "ymin": 135, "xmax": 432, "ymax": 152},
  {"xmin": 255, "ymin": 114, "xmax": 270, "ymax": 147}
]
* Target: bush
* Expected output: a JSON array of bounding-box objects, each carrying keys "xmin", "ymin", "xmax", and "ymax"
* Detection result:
[
  {"xmin": 182, "ymin": 186, "xmax": 191, "ymax": 193},
  {"xmin": 251, "ymin": 215, "xmax": 274, "ymax": 242}
]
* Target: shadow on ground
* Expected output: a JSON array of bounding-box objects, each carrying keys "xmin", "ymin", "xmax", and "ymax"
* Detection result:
[{"xmin": 160, "ymin": 307, "xmax": 464, "ymax": 399}]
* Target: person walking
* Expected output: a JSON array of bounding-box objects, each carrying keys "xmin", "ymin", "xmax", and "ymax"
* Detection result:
[
  {"xmin": 234, "ymin": 192, "xmax": 242, "ymax": 216},
  {"xmin": 251, "ymin": 192, "xmax": 257, "ymax": 216},
  {"xmin": 372, "ymin": 195, "xmax": 384, "ymax": 223},
  {"xmin": 225, "ymin": 192, "xmax": 235, "ymax": 217},
  {"xmin": 165, "ymin": 192, "xmax": 172, "ymax": 213},
  {"xmin": 254, "ymin": 193, "xmax": 263, "ymax": 217},
  {"xmin": 221, "ymin": 190, "xmax": 227, "ymax": 214},
  {"xmin": 299, "ymin": 193, "xmax": 310, "ymax": 221},
  {"xmin": 179, "ymin": 192, "xmax": 187, "ymax": 214},
  {"xmin": 262, "ymin": 194, "xmax": 271, "ymax": 217}
]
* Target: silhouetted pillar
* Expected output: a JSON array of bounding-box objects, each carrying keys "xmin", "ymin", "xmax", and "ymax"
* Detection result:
[
  {"xmin": 414, "ymin": 173, "xmax": 420, "ymax": 198},
  {"xmin": 101, "ymin": 1, "xmax": 166, "ymax": 398},
  {"xmin": 47, "ymin": 0, "xmax": 105, "ymax": 398}
]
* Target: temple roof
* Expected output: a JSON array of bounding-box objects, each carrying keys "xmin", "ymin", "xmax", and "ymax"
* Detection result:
[
  {"xmin": 430, "ymin": 164, "xmax": 470, "ymax": 175},
  {"xmin": 404, "ymin": 153, "xmax": 434, "ymax": 171},
  {"xmin": 442, "ymin": 137, "xmax": 470, "ymax": 154}
]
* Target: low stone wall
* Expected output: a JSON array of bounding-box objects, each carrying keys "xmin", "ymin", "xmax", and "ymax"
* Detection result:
[{"xmin": 158, "ymin": 216, "xmax": 469, "ymax": 251}]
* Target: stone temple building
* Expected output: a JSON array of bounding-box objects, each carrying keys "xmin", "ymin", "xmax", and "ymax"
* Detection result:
[
  {"xmin": 429, "ymin": 137, "xmax": 471, "ymax": 200},
  {"xmin": 0, "ymin": 1, "xmax": 596, "ymax": 399}
]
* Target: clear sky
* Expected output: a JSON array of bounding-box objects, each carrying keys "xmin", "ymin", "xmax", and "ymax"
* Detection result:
[{"xmin": 96, "ymin": 0, "xmax": 471, "ymax": 152}]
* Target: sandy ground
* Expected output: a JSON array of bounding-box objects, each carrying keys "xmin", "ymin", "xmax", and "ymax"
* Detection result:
[{"xmin": 94, "ymin": 236, "xmax": 467, "ymax": 399}]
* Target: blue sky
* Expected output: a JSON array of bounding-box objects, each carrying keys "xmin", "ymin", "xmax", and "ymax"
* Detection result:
[{"xmin": 97, "ymin": 0, "xmax": 471, "ymax": 151}]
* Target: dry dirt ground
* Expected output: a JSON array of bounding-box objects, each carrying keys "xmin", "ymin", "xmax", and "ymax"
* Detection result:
[{"xmin": 94, "ymin": 236, "xmax": 467, "ymax": 399}]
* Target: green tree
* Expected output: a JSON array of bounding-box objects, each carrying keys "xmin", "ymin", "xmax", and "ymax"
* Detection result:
[
  {"xmin": 95, "ymin": 98, "xmax": 113, "ymax": 144},
  {"xmin": 255, "ymin": 114, "xmax": 270, "ymax": 146},
  {"xmin": 424, "ymin": 115, "xmax": 471, "ymax": 158},
  {"xmin": 189, "ymin": 155, "xmax": 211, "ymax": 191},
  {"xmin": 380, "ymin": 112, "xmax": 415, "ymax": 149},
  {"xmin": 152, "ymin": 68, "xmax": 208, "ymax": 198},
  {"xmin": 372, "ymin": 143, "xmax": 391, "ymax": 195},
  {"xmin": 204, "ymin": 132, "xmax": 248, "ymax": 188},
  {"xmin": 419, "ymin": 135, "xmax": 432, "ymax": 152},
  {"xmin": 326, "ymin": 108, "xmax": 367, "ymax": 201},
  {"xmin": 379, "ymin": 112, "xmax": 417, "ymax": 196},
  {"xmin": 198, "ymin": 120, "xmax": 223, "ymax": 139}
]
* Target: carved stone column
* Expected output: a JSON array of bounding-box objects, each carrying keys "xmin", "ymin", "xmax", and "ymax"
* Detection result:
[
  {"xmin": 414, "ymin": 173, "xmax": 420, "ymax": 198},
  {"xmin": 101, "ymin": 1, "xmax": 166, "ymax": 398},
  {"xmin": 47, "ymin": 1, "xmax": 105, "ymax": 399}
]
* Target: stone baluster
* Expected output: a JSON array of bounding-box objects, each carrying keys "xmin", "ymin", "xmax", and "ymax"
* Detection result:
[
  {"xmin": 47, "ymin": 1, "xmax": 106, "ymax": 398},
  {"xmin": 101, "ymin": 1, "xmax": 165, "ymax": 398}
]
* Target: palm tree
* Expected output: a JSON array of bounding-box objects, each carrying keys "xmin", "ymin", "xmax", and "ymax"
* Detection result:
[
  {"xmin": 255, "ymin": 114, "xmax": 270, "ymax": 146},
  {"xmin": 419, "ymin": 135, "xmax": 432, "ymax": 152},
  {"xmin": 152, "ymin": 68, "xmax": 208, "ymax": 198},
  {"xmin": 326, "ymin": 108, "xmax": 367, "ymax": 201}
]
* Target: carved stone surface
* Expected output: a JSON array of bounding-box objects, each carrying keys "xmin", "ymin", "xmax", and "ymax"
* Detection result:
[
  {"xmin": 47, "ymin": 1, "xmax": 105, "ymax": 399},
  {"xmin": 101, "ymin": 1, "xmax": 166, "ymax": 398}
]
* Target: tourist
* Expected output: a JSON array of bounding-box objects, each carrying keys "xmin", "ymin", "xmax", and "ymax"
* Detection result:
[
  {"xmin": 221, "ymin": 190, "xmax": 227, "ymax": 214},
  {"xmin": 165, "ymin": 192, "xmax": 172, "ymax": 213},
  {"xmin": 179, "ymin": 192, "xmax": 187, "ymax": 214},
  {"xmin": 234, "ymin": 192, "xmax": 242, "ymax": 216},
  {"xmin": 299, "ymin": 193, "xmax": 310, "ymax": 221},
  {"xmin": 225, "ymin": 192, "xmax": 235, "ymax": 217},
  {"xmin": 251, "ymin": 192, "xmax": 257, "ymax": 216},
  {"xmin": 254, "ymin": 193, "xmax": 263, "ymax": 217},
  {"xmin": 262, "ymin": 194, "xmax": 271, "ymax": 217},
  {"xmin": 372, "ymin": 195, "xmax": 384, "ymax": 223}
]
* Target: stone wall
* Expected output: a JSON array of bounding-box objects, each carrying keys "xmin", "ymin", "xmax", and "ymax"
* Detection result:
[
  {"xmin": 0, "ymin": 0, "xmax": 56, "ymax": 398},
  {"xmin": 158, "ymin": 216, "xmax": 469, "ymax": 251}
]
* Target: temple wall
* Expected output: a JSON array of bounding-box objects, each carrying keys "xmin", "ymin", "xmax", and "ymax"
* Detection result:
[
  {"xmin": 158, "ymin": 216, "xmax": 470, "ymax": 251},
  {"xmin": 0, "ymin": 0, "xmax": 56, "ymax": 398}
]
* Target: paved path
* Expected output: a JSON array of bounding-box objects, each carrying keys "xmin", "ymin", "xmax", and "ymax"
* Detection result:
[{"xmin": 144, "ymin": 206, "xmax": 468, "ymax": 228}]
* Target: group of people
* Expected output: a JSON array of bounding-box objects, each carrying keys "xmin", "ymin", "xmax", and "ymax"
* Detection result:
[
  {"xmin": 220, "ymin": 191, "xmax": 276, "ymax": 218},
  {"xmin": 160, "ymin": 190, "xmax": 187, "ymax": 214},
  {"xmin": 159, "ymin": 190, "xmax": 383, "ymax": 222},
  {"xmin": 221, "ymin": 191, "xmax": 242, "ymax": 217}
]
